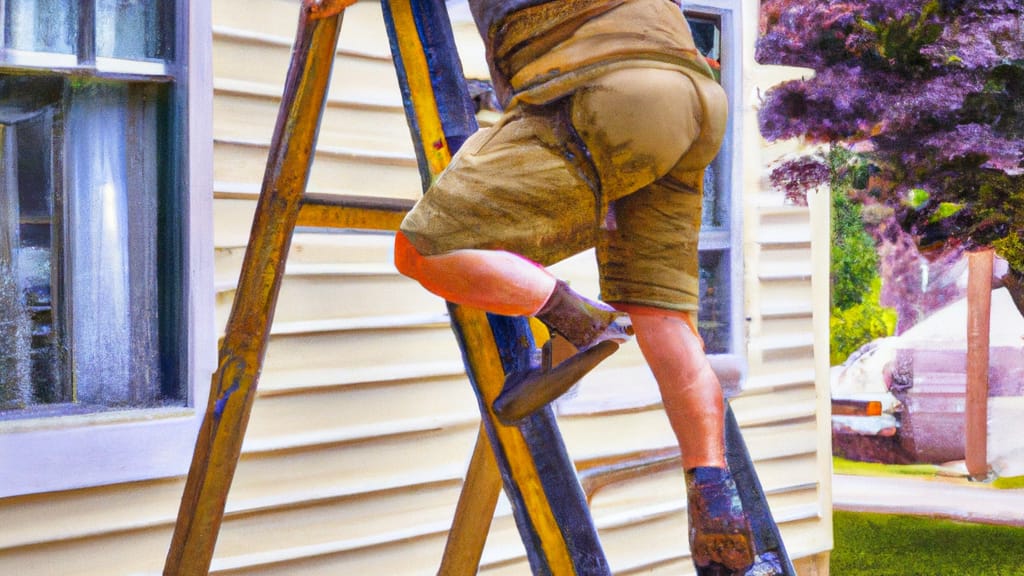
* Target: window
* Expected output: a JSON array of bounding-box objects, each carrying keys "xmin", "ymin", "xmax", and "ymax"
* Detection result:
[
  {"xmin": 1, "ymin": 1, "xmax": 181, "ymax": 416},
  {"xmin": 686, "ymin": 6, "xmax": 743, "ymax": 354},
  {"xmin": 0, "ymin": 0, "xmax": 213, "ymax": 496},
  {"xmin": 4, "ymin": 0, "xmax": 173, "ymax": 61}
]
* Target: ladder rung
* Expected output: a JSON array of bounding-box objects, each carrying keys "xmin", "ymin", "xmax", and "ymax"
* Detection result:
[
  {"xmin": 577, "ymin": 446, "xmax": 680, "ymax": 502},
  {"xmin": 298, "ymin": 193, "xmax": 415, "ymax": 231}
]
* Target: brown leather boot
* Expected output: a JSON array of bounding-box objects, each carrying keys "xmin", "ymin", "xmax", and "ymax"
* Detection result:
[
  {"xmin": 534, "ymin": 280, "xmax": 633, "ymax": 351},
  {"xmin": 492, "ymin": 281, "xmax": 632, "ymax": 424},
  {"xmin": 686, "ymin": 466, "xmax": 756, "ymax": 575}
]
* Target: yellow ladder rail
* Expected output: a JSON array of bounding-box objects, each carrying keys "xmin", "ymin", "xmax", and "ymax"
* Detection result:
[{"xmin": 166, "ymin": 5, "xmax": 367, "ymax": 574}]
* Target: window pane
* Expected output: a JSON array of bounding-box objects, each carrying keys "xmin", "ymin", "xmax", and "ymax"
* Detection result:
[
  {"xmin": 698, "ymin": 249, "xmax": 731, "ymax": 354},
  {"xmin": 16, "ymin": 112, "xmax": 63, "ymax": 403},
  {"xmin": 702, "ymin": 160, "xmax": 726, "ymax": 229},
  {"xmin": 688, "ymin": 17, "xmax": 721, "ymax": 63},
  {"xmin": 0, "ymin": 109, "xmax": 64, "ymax": 410},
  {"xmin": 0, "ymin": 77, "xmax": 179, "ymax": 418},
  {"xmin": 0, "ymin": 125, "xmax": 32, "ymax": 409},
  {"xmin": 687, "ymin": 14, "xmax": 728, "ymax": 231},
  {"xmin": 4, "ymin": 0, "xmax": 77, "ymax": 54},
  {"xmin": 65, "ymin": 80, "xmax": 164, "ymax": 408},
  {"xmin": 96, "ymin": 0, "xmax": 174, "ymax": 61}
]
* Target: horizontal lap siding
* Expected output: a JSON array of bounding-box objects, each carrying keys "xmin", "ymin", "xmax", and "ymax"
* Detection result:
[
  {"xmin": 738, "ymin": 31, "xmax": 837, "ymax": 566},
  {"xmin": 213, "ymin": 88, "xmax": 409, "ymax": 154},
  {"xmin": 208, "ymin": 2, "xmax": 481, "ymax": 573},
  {"xmin": 211, "ymin": 143, "xmax": 421, "ymax": 198},
  {"xmin": 749, "ymin": 179, "xmax": 833, "ymax": 566}
]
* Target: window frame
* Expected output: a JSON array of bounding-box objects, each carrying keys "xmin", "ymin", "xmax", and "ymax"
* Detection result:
[
  {"xmin": 0, "ymin": 0, "xmax": 214, "ymax": 498},
  {"xmin": 686, "ymin": 1, "xmax": 745, "ymax": 354}
]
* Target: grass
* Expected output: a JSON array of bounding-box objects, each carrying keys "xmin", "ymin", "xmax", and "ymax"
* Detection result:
[
  {"xmin": 835, "ymin": 456, "xmax": 1024, "ymax": 489},
  {"xmin": 832, "ymin": 510, "xmax": 1024, "ymax": 575},
  {"xmin": 993, "ymin": 475, "xmax": 1024, "ymax": 489},
  {"xmin": 833, "ymin": 456, "xmax": 940, "ymax": 479}
]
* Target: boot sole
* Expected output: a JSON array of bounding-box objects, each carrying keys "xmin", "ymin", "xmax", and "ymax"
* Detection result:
[{"xmin": 492, "ymin": 340, "xmax": 619, "ymax": 425}]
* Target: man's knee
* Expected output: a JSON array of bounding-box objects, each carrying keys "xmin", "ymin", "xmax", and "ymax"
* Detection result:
[
  {"xmin": 611, "ymin": 302, "xmax": 698, "ymax": 332},
  {"xmin": 393, "ymin": 231, "xmax": 424, "ymax": 280},
  {"xmin": 611, "ymin": 302, "xmax": 705, "ymax": 351}
]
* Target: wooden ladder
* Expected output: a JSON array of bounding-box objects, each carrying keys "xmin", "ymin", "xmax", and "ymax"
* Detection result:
[{"xmin": 164, "ymin": 2, "xmax": 795, "ymax": 574}]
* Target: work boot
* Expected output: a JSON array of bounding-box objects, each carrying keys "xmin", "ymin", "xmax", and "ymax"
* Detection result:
[
  {"xmin": 535, "ymin": 280, "xmax": 633, "ymax": 351},
  {"xmin": 686, "ymin": 466, "xmax": 756, "ymax": 575},
  {"xmin": 492, "ymin": 281, "xmax": 632, "ymax": 424}
]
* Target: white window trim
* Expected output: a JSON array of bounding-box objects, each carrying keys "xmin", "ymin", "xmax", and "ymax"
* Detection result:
[
  {"xmin": 0, "ymin": 0, "xmax": 215, "ymax": 498},
  {"xmin": 0, "ymin": 49, "xmax": 79, "ymax": 70},
  {"xmin": 94, "ymin": 56, "xmax": 169, "ymax": 78},
  {"xmin": 0, "ymin": 50, "xmax": 170, "ymax": 78},
  {"xmin": 686, "ymin": 0, "xmax": 745, "ymax": 353}
]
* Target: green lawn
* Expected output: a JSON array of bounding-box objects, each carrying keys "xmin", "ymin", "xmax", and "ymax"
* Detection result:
[
  {"xmin": 834, "ymin": 456, "xmax": 1024, "ymax": 488},
  {"xmin": 993, "ymin": 475, "xmax": 1024, "ymax": 490},
  {"xmin": 832, "ymin": 511, "xmax": 1024, "ymax": 575},
  {"xmin": 833, "ymin": 457, "xmax": 941, "ymax": 479}
]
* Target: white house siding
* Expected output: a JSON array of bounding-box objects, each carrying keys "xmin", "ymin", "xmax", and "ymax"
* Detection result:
[
  {"xmin": 733, "ymin": 0, "xmax": 834, "ymax": 571},
  {"xmin": 207, "ymin": 1, "xmax": 482, "ymax": 573},
  {"xmin": 0, "ymin": 0, "xmax": 831, "ymax": 574}
]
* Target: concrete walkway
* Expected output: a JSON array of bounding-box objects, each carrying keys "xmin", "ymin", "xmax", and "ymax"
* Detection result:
[{"xmin": 832, "ymin": 474, "xmax": 1024, "ymax": 527}]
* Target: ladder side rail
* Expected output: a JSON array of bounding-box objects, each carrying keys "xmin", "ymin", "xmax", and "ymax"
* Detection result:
[
  {"xmin": 437, "ymin": 424, "xmax": 503, "ymax": 575},
  {"xmin": 378, "ymin": 4, "xmax": 506, "ymax": 572},
  {"xmin": 447, "ymin": 306, "xmax": 611, "ymax": 576},
  {"xmin": 485, "ymin": 314, "xmax": 611, "ymax": 576},
  {"xmin": 380, "ymin": 1, "xmax": 610, "ymax": 574},
  {"xmin": 724, "ymin": 403, "xmax": 798, "ymax": 575},
  {"xmin": 164, "ymin": 6, "xmax": 345, "ymax": 574}
]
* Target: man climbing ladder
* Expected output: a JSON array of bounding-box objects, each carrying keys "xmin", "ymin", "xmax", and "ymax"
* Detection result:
[{"xmin": 393, "ymin": 0, "xmax": 765, "ymax": 572}]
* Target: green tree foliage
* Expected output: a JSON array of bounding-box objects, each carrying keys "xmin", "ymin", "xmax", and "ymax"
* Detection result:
[
  {"xmin": 758, "ymin": 0, "xmax": 1024, "ymax": 315},
  {"xmin": 831, "ymin": 279, "xmax": 898, "ymax": 365},
  {"xmin": 830, "ymin": 147, "xmax": 897, "ymax": 364},
  {"xmin": 832, "ymin": 182, "xmax": 879, "ymax": 309}
]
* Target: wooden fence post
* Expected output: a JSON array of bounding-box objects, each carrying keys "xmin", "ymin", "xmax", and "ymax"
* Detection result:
[{"xmin": 966, "ymin": 248, "xmax": 993, "ymax": 481}]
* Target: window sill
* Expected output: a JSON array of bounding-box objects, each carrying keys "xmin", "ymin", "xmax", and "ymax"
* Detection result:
[
  {"xmin": 0, "ymin": 405, "xmax": 195, "ymax": 433},
  {"xmin": 0, "ymin": 402, "xmax": 207, "ymax": 498}
]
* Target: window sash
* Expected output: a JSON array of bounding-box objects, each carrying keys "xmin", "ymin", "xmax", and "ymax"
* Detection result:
[
  {"xmin": 1, "ymin": 0, "xmax": 174, "ymax": 76},
  {"xmin": 0, "ymin": 75, "xmax": 178, "ymax": 413}
]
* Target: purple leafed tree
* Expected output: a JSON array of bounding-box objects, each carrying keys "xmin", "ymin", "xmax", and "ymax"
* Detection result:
[{"xmin": 756, "ymin": 0, "xmax": 1024, "ymax": 314}]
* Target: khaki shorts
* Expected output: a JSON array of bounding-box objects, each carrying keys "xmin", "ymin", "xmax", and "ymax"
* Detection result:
[{"xmin": 400, "ymin": 64, "xmax": 726, "ymax": 312}]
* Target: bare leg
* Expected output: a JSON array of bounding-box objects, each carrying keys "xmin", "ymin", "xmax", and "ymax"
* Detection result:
[
  {"xmin": 395, "ymin": 231, "xmax": 556, "ymax": 316},
  {"xmin": 399, "ymin": 232, "xmax": 726, "ymax": 461},
  {"xmin": 398, "ymin": 233, "xmax": 752, "ymax": 570},
  {"xmin": 400, "ymin": 231, "xmax": 727, "ymax": 468},
  {"xmin": 615, "ymin": 304, "xmax": 753, "ymax": 572},
  {"xmin": 615, "ymin": 305, "xmax": 725, "ymax": 468}
]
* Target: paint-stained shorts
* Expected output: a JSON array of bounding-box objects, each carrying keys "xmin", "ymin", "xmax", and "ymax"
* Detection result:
[{"xmin": 400, "ymin": 64, "xmax": 726, "ymax": 312}]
